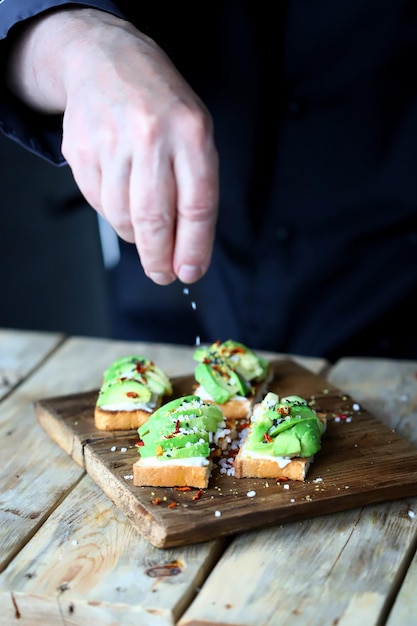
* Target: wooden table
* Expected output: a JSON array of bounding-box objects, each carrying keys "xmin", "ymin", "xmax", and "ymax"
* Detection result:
[{"xmin": 0, "ymin": 328, "xmax": 416, "ymax": 626}]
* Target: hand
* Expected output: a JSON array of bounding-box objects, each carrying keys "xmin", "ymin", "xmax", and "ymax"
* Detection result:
[{"xmin": 7, "ymin": 8, "xmax": 219, "ymax": 285}]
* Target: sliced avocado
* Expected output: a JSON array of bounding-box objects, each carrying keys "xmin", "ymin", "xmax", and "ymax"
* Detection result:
[
  {"xmin": 145, "ymin": 369, "xmax": 170, "ymax": 396},
  {"xmin": 222, "ymin": 340, "xmax": 269, "ymax": 381},
  {"xmin": 194, "ymin": 363, "xmax": 233, "ymax": 403},
  {"xmin": 161, "ymin": 441, "xmax": 210, "ymax": 459},
  {"xmin": 97, "ymin": 378, "xmax": 152, "ymax": 407},
  {"xmin": 103, "ymin": 355, "xmax": 150, "ymax": 382},
  {"xmin": 272, "ymin": 429, "xmax": 302, "ymax": 457},
  {"xmin": 159, "ymin": 431, "xmax": 209, "ymax": 450}
]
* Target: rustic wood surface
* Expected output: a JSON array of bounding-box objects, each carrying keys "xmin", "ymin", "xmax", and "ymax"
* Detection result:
[
  {"xmin": 35, "ymin": 359, "xmax": 417, "ymax": 548},
  {"xmin": 0, "ymin": 329, "xmax": 416, "ymax": 625}
]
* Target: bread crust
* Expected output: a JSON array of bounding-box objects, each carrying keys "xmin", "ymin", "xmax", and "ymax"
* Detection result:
[
  {"xmin": 133, "ymin": 459, "xmax": 212, "ymax": 488},
  {"xmin": 233, "ymin": 450, "xmax": 312, "ymax": 481},
  {"xmin": 94, "ymin": 406, "xmax": 153, "ymax": 431}
]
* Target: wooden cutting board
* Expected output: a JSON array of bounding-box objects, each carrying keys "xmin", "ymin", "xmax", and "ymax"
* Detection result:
[{"xmin": 34, "ymin": 359, "xmax": 417, "ymax": 548}]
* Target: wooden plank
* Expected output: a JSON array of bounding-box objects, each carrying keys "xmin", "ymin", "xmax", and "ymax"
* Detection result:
[
  {"xmin": 386, "ymin": 528, "xmax": 417, "ymax": 626},
  {"xmin": 178, "ymin": 497, "xmax": 417, "ymax": 626},
  {"xmin": 0, "ymin": 474, "xmax": 225, "ymax": 626},
  {"xmin": 0, "ymin": 328, "xmax": 62, "ymax": 400},
  {"xmin": 34, "ymin": 358, "xmax": 417, "ymax": 548}
]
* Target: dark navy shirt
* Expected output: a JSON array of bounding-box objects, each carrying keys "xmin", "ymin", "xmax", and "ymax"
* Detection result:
[{"xmin": 2, "ymin": 1, "xmax": 417, "ymax": 360}]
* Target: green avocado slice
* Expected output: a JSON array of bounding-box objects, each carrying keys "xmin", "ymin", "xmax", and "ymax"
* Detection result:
[
  {"xmin": 137, "ymin": 395, "xmax": 224, "ymax": 459},
  {"xmin": 194, "ymin": 362, "xmax": 247, "ymax": 403},
  {"xmin": 97, "ymin": 378, "xmax": 152, "ymax": 407}
]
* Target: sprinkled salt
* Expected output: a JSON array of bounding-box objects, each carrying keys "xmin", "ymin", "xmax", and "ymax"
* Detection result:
[
  {"xmin": 214, "ymin": 510, "xmax": 222, "ymax": 517},
  {"xmin": 191, "ymin": 301, "xmax": 197, "ymax": 310},
  {"xmin": 111, "ymin": 446, "xmax": 116, "ymax": 452},
  {"xmin": 313, "ymin": 477, "xmax": 323, "ymax": 483},
  {"xmin": 352, "ymin": 403, "xmax": 360, "ymax": 411},
  {"xmin": 124, "ymin": 474, "xmax": 133, "ymax": 480},
  {"xmin": 183, "ymin": 287, "xmax": 189, "ymax": 295},
  {"xmin": 195, "ymin": 335, "xmax": 201, "ymax": 346},
  {"xmin": 290, "ymin": 498, "xmax": 295, "ymax": 503},
  {"xmin": 71, "ymin": 540, "xmax": 78, "ymax": 546},
  {"xmin": 247, "ymin": 490, "xmax": 256, "ymax": 498},
  {"xmin": 283, "ymin": 484, "xmax": 290, "ymax": 490},
  {"xmin": 408, "ymin": 509, "xmax": 416, "ymax": 520},
  {"xmin": 121, "ymin": 447, "xmax": 127, "ymax": 452}
]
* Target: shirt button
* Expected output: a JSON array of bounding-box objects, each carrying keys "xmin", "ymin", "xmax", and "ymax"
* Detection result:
[{"xmin": 286, "ymin": 97, "xmax": 307, "ymax": 117}]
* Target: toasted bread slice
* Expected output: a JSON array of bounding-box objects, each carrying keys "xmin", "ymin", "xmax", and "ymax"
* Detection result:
[
  {"xmin": 233, "ymin": 449, "xmax": 313, "ymax": 481},
  {"xmin": 133, "ymin": 457, "xmax": 212, "ymax": 488},
  {"xmin": 94, "ymin": 405, "xmax": 159, "ymax": 431}
]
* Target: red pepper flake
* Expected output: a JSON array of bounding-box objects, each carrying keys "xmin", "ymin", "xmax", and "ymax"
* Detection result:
[
  {"xmin": 335, "ymin": 413, "xmax": 348, "ymax": 420},
  {"xmin": 152, "ymin": 497, "xmax": 161, "ymax": 505},
  {"xmin": 264, "ymin": 432, "xmax": 273, "ymax": 443},
  {"xmin": 192, "ymin": 489, "xmax": 203, "ymax": 500},
  {"xmin": 174, "ymin": 486, "xmax": 191, "ymax": 492},
  {"xmin": 277, "ymin": 476, "xmax": 289, "ymax": 482},
  {"xmin": 126, "ymin": 391, "xmax": 139, "ymax": 398},
  {"xmin": 135, "ymin": 440, "xmax": 145, "ymax": 447},
  {"xmin": 167, "ymin": 502, "xmax": 178, "ymax": 509}
]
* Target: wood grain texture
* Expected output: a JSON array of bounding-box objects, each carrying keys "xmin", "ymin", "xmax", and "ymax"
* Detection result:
[
  {"xmin": 0, "ymin": 474, "xmax": 225, "ymax": 626},
  {"xmin": 178, "ymin": 497, "xmax": 417, "ymax": 626},
  {"xmin": 35, "ymin": 359, "xmax": 417, "ymax": 548},
  {"xmin": 0, "ymin": 328, "xmax": 62, "ymax": 400}
]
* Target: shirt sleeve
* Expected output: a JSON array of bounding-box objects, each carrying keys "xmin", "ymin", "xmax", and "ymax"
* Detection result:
[{"xmin": 0, "ymin": 1, "xmax": 128, "ymax": 165}]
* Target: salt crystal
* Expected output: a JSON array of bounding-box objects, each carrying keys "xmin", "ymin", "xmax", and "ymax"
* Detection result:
[
  {"xmin": 191, "ymin": 301, "xmax": 197, "ymax": 310},
  {"xmin": 352, "ymin": 403, "xmax": 360, "ymax": 411},
  {"xmin": 247, "ymin": 490, "xmax": 256, "ymax": 498},
  {"xmin": 111, "ymin": 446, "xmax": 116, "ymax": 452},
  {"xmin": 214, "ymin": 510, "xmax": 222, "ymax": 517},
  {"xmin": 408, "ymin": 510, "xmax": 416, "ymax": 520},
  {"xmin": 183, "ymin": 287, "xmax": 189, "ymax": 295},
  {"xmin": 283, "ymin": 484, "xmax": 290, "ymax": 490},
  {"xmin": 121, "ymin": 447, "xmax": 127, "ymax": 452}
]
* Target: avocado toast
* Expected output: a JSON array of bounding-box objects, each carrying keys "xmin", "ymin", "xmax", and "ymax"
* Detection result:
[
  {"xmin": 94, "ymin": 355, "xmax": 173, "ymax": 431},
  {"xmin": 192, "ymin": 339, "xmax": 272, "ymax": 422},
  {"xmin": 133, "ymin": 395, "xmax": 227, "ymax": 488},
  {"xmin": 234, "ymin": 392, "xmax": 327, "ymax": 481}
]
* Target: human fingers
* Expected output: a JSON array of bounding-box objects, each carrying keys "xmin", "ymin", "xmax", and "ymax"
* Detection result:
[
  {"xmin": 172, "ymin": 114, "xmax": 219, "ymax": 284},
  {"xmin": 128, "ymin": 105, "xmax": 218, "ymax": 285}
]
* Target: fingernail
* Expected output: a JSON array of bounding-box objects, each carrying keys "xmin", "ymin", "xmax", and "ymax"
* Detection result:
[
  {"xmin": 178, "ymin": 264, "xmax": 203, "ymax": 283},
  {"xmin": 149, "ymin": 272, "xmax": 176, "ymax": 285}
]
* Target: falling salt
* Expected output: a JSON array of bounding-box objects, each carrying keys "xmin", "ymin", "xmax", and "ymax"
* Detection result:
[
  {"xmin": 195, "ymin": 335, "xmax": 201, "ymax": 346},
  {"xmin": 183, "ymin": 287, "xmax": 189, "ymax": 295},
  {"xmin": 191, "ymin": 301, "xmax": 197, "ymax": 310},
  {"xmin": 408, "ymin": 510, "xmax": 416, "ymax": 520}
]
